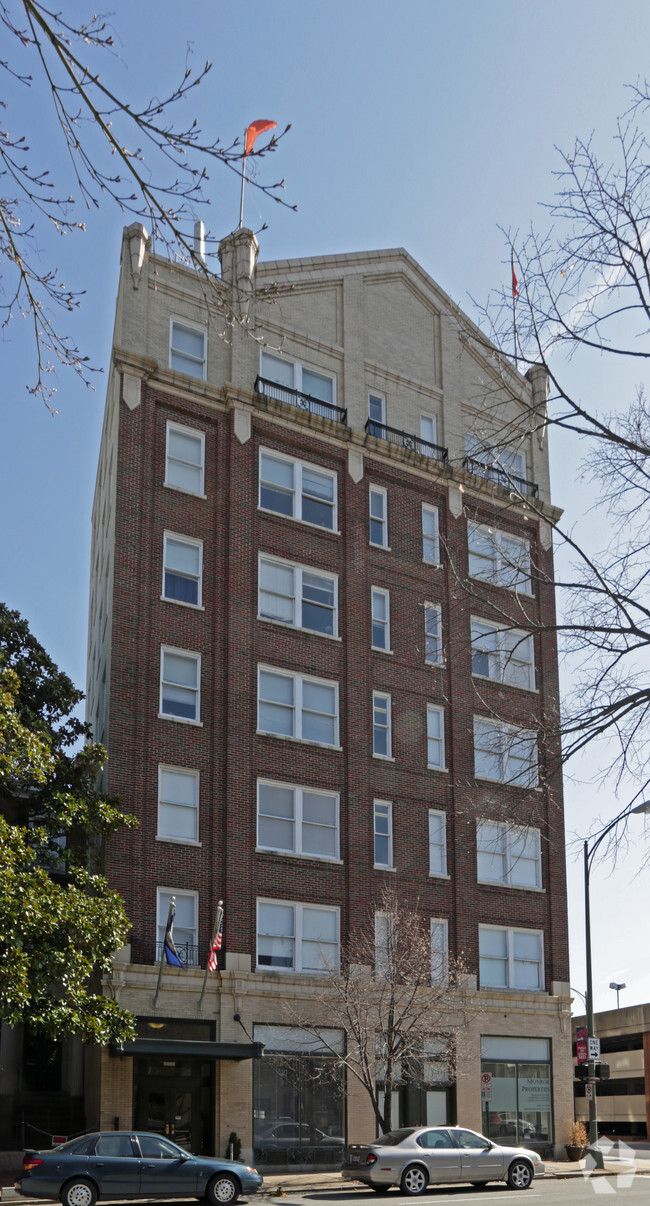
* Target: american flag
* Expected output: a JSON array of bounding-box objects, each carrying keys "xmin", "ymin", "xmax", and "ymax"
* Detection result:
[{"xmin": 207, "ymin": 902, "xmax": 224, "ymax": 972}]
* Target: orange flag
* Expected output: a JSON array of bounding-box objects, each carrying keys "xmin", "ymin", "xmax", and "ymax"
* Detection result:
[{"xmin": 245, "ymin": 120, "xmax": 278, "ymax": 156}]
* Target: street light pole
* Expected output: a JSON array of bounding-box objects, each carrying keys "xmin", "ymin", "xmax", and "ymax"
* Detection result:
[{"xmin": 582, "ymin": 801, "xmax": 650, "ymax": 1167}]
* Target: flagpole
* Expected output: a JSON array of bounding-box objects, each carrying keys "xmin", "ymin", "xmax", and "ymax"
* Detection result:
[
  {"xmin": 511, "ymin": 248, "xmax": 518, "ymax": 368},
  {"xmin": 152, "ymin": 897, "xmax": 175, "ymax": 1009},
  {"xmin": 198, "ymin": 900, "xmax": 224, "ymax": 1010},
  {"xmin": 238, "ymin": 133, "xmax": 247, "ymax": 231}
]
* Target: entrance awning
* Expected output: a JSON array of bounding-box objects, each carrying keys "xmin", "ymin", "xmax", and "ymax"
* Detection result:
[{"xmin": 112, "ymin": 1038, "xmax": 264, "ymax": 1059}]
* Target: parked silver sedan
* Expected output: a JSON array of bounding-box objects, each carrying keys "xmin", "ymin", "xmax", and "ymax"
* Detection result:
[{"xmin": 342, "ymin": 1126, "xmax": 545, "ymax": 1194}]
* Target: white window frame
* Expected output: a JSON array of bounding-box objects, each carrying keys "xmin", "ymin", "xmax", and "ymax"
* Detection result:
[
  {"xmin": 467, "ymin": 521, "xmax": 532, "ymax": 593},
  {"xmin": 258, "ymin": 447, "xmax": 338, "ymax": 531},
  {"xmin": 257, "ymin": 665, "xmax": 340, "ymax": 748},
  {"xmin": 428, "ymin": 809, "xmax": 448, "ymax": 877},
  {"xmin": 156, "ymin": 887, "xmax": 199, "ymax": 964},
  {"xmin": 431, "ymin": 918, "xmax": 449, "ymax": 982},
  {"xmin": 369, "ymin": 486, "xmax": 388, "ymax": 548},
  {"xmin": 426, "ymin": 704, "xmax": 445, "ymax": 769},
  {"xmin": 371, "ymin": 587, "xmax": 391, "ymax": 651},
  {"xmin": 165, "ymin": 421, "xmax": 206, "ymax": 496},
  {"xmin": 256, "ymin": 898, "xmax": 340, "ymax": 974},
  {"xmin": 473, "ymin": 717, "xmax": 538, "ymax": 787},
  {"xmin": 368, "ymin": 392, "xmax": 386, "ymax": 427},
  {"xmin": 258, "ymin": 554, "xmax": 339, "ymax": 638},
  {"xmin": 162, "ymin": 532, "xmax": 203, "ymax": 608},
  {"xmin": 169, "ymin": 318, "xmax": 207, "ymax": 380},
  {"xmin": 477, "ymin": 820, "xmax": 542, "ymax": 889},
  {"xmin": 159, "ymin": 646, "xmax": 201, "ymax": 724},
  {"xmin": 157, "ymin": 765, "xmax": 200, "ymax": 845},
  {"xmin": 260, "ymin": 351, "xmax": 337, "ymax": 406},
  {"xmin": 420, "ymin": 413, "xmax": 438, "ymax": 453},
  {"xmin": 424, "ymin": 602, "xmax": 443, "ymax": 665},
  {"xmin": 256, "ymin": 779, "xmax": 340, "ymax": 861},
  {"xmin": 471, "ymin": 617, "xmax": 535, "ymax": 689},
  {"xmin": 373, "ymin": 800, "xmax": 393, "ymax": 869},
  {"xmin": 479, "ymin": 924, "xmax": 544, "ymax": 991},
  {"xmin": 372, "ymin": 691, "xmax": 392, "ymax": 759},
  {"xmin": 422, "ymin": 504, "xmax": 440, "ymax": 564}
]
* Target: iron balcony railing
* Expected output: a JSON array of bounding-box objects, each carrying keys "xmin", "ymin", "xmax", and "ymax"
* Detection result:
[
  {"xmin": 131, "ymin": 938, "xmax": 201, "ymax": 967},
  {"xmin": 365, "ymin": 419, "xmax": 448, "ymax": 462},
  {"xmin": 463, "ymin": 455, "xmax": 539, "ymax": 498},
  {"xmin": 255, "ymin": 376, "xmax": 348, "ymax": 425}
]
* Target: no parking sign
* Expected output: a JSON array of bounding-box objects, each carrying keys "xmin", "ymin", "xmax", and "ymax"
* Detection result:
[{"xmin": 481, "ymin": 1072, "xmax": 492, "ymax": 1101}]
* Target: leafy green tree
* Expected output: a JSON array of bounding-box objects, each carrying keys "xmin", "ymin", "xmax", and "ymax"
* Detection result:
[{"xmin": 0, "ymin": 602, "xmax": 136, "ymax": 1043}]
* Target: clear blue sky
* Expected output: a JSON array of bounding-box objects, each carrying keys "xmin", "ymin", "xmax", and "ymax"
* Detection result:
[{"xmin": 2, "ymin": 0, "xmax": 649, "ymax": 1014}]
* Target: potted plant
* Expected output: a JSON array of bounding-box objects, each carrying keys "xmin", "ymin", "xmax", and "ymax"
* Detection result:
[{"xmin": 565, "ymin": 1120, "xmax": 588, "ymax": 1160}]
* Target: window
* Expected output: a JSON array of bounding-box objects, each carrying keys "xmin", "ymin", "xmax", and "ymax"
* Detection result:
[
  {"xmin": 477, "ymin": 821, "xmax": 541, "ymax": 888},
  {"xmin": 427, "ymin": 705, "xmax": 445, "ymax": 769},
  {"xmin": 163, "ymin": 533, "xmax": 202, "ymax": 606},
  {"xmin": 257, "ymin": 900, "xmax": 339, "ymax": 973},
  {"xmin": 372, "ymin": 691, "xmax": 392, "ymax": 758},
  {"xmin": 368, "ymin": 393, "xmax": 386, "ymax": 435},
  {"xmin": 471, "ymin": 618, "xmax": 535, "ymax": 689},
  {"xmin": 465, "ymin": 433, "xmax": 527, "ymax": 481},
  {"xmin": 165, "ymin": 422, "xmax": 205, "ymax": 495},
  {"xmin": 479, "ymin": 925, "xmax": 544, "ymax": 990},
  {"xmin": 431, "ymin": 918, "xmax": 449, "ymax": 982},
  {"xmin": 374, "ymin": 800, "xmax": 393, "ymax": 868},
  {"xmin": 156, "ymin": 888, "xmax": 198, "ymax": 965},
  {"xmin": 473, "ymin": 718, "xmax": 538, "ymax": 787},
  {"xmin": 374, "ymin": 910, "xmax": 394, "ymax": 978},
  {"xmin": 424, "ymin": 603, "xmax": 442, "ymax": 665},
  {"xmin": 420, "ymin": 414, "xmax": 438, "ymax": 453},
  {"xmin": 160, "ymin": 648, "xmax": 200, "ymax": 722},
  {"xmin": 260, "ymin": 352, "xmax": 336, "ymax": 412},
  {"xmin": 370, "ymin": 486, "xmax": 388, "ymax": 547},
  {"xmin": 170, "ymin": 320, "xmax": 206, "ymax": 379},
  {"xmin": 258, "ymin": 667, "xmax": 339, "ymax": 747},
  {"xmin": 422, "ymin": 505, "xmax": 440, "ymax": 564},
  {"xmin": 258, "ymin": 555, "xmax": 338, "ymax": 636},
  {"xmin": 259, "ymin": 449, "xmax": 337, "ymax": 530},
  {"xmin": 467, "ymin": 522, "xmax": 531, "ymax": 592},
  {"xmin": 158, "ymin": 766, "xmax": 199, "ymax": 843},
  {"xmin": 428, "ymin": 810, "xmax": 447, "ymax": 876},
  {"xmin": 257, "ymin": 780, "xmax": 339, "ymax": 860},
  {"xmin": 371, "ymin": 587, "xmax": 391, "ymax": 650}
]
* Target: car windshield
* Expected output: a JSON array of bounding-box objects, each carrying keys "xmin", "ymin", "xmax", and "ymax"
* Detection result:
[{"xmin": 377, "ymin": 1129, "xmax": 416, "ymax": 1146}]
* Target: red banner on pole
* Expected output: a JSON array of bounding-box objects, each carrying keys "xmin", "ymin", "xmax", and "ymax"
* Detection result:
[{"xmin": 576, "ymin": 1025, "xmax": 588, "ymax": 1064}]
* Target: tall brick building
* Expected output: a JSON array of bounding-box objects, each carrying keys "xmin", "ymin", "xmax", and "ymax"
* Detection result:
[{"xmin": 81, "ymin": 223, "xmax": 573, "ymax": 1162}]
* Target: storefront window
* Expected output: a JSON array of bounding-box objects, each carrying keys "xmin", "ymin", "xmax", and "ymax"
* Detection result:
[
  {"xmin": 480, "ymin": 1036, "xmax": 552, "ymax": 1148},
  {"xmin": 253, "ymin": 1026, "xmax": 345, "ymax": 1169}
]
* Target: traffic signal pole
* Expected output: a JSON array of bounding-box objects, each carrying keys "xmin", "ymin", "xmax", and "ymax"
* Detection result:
[{"xmin": 584, "ymin": 840, "xmax": 603, "ymax": 1167}]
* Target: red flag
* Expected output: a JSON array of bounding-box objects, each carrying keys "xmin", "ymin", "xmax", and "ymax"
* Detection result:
[
  {"xmin": 511, "ymin": 260, "xmax": 519, "ymax": 299},
  {"xmin": 245, "ymin": 120, "xmax": 278, "ymax": 157},
  {"xmin": 207, "ymin": 906, "xmax": 224, "ymax": 972}
]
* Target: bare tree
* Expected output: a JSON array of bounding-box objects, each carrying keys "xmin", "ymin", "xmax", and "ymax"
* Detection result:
[
  {"xmin": 289, "ymin": 887, "xmax": 473, "ymax": 1136},
  {"xmin": 447, "ymin": 84, "xmax": 650, "ymax": 850},
  {"xmin": 1, "ymin": 1, "xmax": 293, "ymax": 407}
]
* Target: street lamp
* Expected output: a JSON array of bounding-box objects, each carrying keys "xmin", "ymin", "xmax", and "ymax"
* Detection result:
[
  {"xmin": 608, "ymin": 982, "xmax": 626, "ymax": 1010},
  {"xmin": 584, "ymin": 801, "xmax": 650, "ymax": 1166}
]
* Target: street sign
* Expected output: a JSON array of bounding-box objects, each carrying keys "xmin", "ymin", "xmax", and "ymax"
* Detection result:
[
  {"xmin": 585, "ymin": 1083, "xmax": 593, "ymax": 1101},
  {"xmin": 588, "ymin": 1036, "xmax": 601, "ymax": 1059},
  {"xmin": 481, "ymin": 1072, "xmax": 492, "ymax": 1101},
  {"xmin": 576, "ymin": 1026, "xmax": 588, "ymax": 1064}
]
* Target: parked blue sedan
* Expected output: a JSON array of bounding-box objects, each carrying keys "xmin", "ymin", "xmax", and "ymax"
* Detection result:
[{"xmin": 16, "ymin": 1131, "xmax": 263, "ymax": 1206}]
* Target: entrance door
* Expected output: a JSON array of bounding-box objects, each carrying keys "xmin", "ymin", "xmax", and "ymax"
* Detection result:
[{"xmin": 134, "ymin": 1059, "xmax": 212, "ymax": 1154}]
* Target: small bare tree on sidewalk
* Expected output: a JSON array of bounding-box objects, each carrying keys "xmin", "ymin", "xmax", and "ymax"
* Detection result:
[{"xmin": 289, "ymin": 887, "xmax": 473, "ymax": 1136}]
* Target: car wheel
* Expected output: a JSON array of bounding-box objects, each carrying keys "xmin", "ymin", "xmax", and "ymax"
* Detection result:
[
  {"xmin": 206, "ymin": 1174, "xmax": 240, "ymax": 1204},
  {"xmin": 401, "ymin": 1165, "xmax": 429, "ymax": 1196},
  {"xmin": 507, "ymin": 1161, "xmax": 533, "ymax": 1190},
  {"xmin": 60, "ymin": 1180, "xmax": 97, "ymax": 1206}
]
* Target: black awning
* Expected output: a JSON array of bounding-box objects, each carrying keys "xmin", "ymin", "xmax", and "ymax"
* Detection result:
[{"xmin": 112, "ymin": 1038, "xmax": 264, "ymax": 1060}]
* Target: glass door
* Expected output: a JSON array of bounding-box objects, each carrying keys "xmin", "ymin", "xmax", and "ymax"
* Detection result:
[{"xmin": 134, "ymin": 1059, "xmax": 212, "ymax": 1154}]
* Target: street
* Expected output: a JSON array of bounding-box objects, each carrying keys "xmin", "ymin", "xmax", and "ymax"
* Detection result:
[{"xmin": 259, "ymin": 1180, "xmax": 649, "ymax": 1206}]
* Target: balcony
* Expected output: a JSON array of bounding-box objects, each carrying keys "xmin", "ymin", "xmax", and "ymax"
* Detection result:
[
  {"xmin": 365, "ymin": 419, "xmax": 448, "ymax": 463},
  {"xmin": 131, "ymin": 938, "xmax": 201, "ymax": 968},
  {"xmin": 255, "ymin": 376, "xmax": 348, "ymax": 425},
  {"xmin": 463, "ymin": 455, "xmax": 538, "ymax": 498}
]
